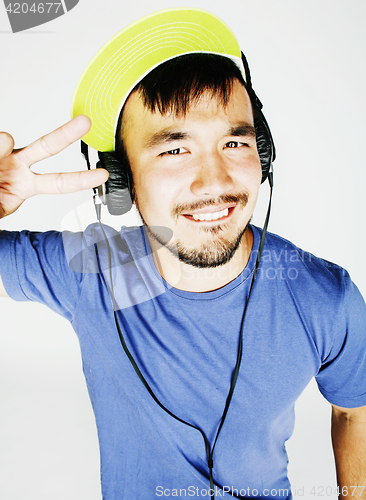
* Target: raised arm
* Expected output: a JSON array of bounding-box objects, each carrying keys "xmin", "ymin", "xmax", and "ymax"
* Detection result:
[{"xmin": 0, "ymin": 115, "xmax": 109, "ymax": 297}]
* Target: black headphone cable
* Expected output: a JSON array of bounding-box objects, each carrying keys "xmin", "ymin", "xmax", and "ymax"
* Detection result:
[{"xmin": 94, "ymin": 169, "xmax": 273, "ymax": 500}]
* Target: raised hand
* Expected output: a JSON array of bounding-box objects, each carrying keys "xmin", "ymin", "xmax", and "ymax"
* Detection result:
[{"xmin": 0, "ymin": 115, "xmax": 109, "ymax": 219}]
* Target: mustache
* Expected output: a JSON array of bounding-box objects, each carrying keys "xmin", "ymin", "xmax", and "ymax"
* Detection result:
[{"xmin": 172, "ymin": 193, "xmax": 249, "ymax": 219}]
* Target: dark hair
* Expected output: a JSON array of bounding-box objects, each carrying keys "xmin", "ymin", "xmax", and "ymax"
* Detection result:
[{"xmin": 115, "ymin": 53, "xmax": 247, "ymax": 183}]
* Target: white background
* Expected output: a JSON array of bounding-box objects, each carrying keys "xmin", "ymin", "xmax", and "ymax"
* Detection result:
[{"xmin": 1, "ymin": 1, "xmax": 365, "ymax": 499}]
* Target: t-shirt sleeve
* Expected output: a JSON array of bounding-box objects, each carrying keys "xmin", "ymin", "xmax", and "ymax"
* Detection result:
[
  {"xmin": 315, "ymin": 273, "xmax": 366, "ymax": 408},
  {"xmin": 0, "ymin": 229, "xmax": 84, "ymax": 321}
]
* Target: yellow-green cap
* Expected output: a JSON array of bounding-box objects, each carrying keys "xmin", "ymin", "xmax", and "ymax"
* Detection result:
[{"xmin": 71, "ymin": 7, "xmax": 245, "ymax": 152}]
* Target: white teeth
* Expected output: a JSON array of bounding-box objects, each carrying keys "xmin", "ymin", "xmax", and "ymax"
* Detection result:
[{"xmin": 192, "ymin": 208, "xmax": 229, "ymax": 221}]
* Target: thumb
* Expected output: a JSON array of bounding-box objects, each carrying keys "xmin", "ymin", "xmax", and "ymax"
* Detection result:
[{"xmin": 0, "ymin": 132, "xmax": 15, "ymax": 159}]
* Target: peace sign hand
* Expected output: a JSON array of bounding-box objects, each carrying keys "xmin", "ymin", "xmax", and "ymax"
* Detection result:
[{"xmin": 0, "ymin": 115, "xmax": 109, "ymax": 219}]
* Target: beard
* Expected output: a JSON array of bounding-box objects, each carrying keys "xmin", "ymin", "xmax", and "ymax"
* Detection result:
[{"xmin": 135, "ymin": 193, "xmax": 250, "ymax": 269}]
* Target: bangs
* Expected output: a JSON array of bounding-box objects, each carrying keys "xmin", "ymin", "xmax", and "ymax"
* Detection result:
[{"xmin": 134, "ymin": 53, "xmax": 245, "ymax": 116}]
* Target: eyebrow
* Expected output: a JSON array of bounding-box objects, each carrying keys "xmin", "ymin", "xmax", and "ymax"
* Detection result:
[
  {"xmin": 229, "ymin": 123, "xmax": 257, "ymax": 138},
  {"xmin": 144, "ymin": 122, "xmax": 256, "ymax": 149},
  {"xmin": 145, "ymin": 130, "xmax": 191, "ymax": 149}
]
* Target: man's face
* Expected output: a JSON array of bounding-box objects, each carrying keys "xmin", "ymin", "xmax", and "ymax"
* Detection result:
[{"xmin": 121, "ymin": 79, "xmax": 262, "ymax": 268}]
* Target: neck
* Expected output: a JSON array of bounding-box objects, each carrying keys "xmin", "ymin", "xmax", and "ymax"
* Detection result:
[{"xmin": 150, "ymin": 227, "xmax": 254, "ymax": 293}]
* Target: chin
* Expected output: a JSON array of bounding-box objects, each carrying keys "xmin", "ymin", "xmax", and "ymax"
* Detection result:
[{"xmin": 148, "ymin": 222, "xmax": 249, "ymax": 269}]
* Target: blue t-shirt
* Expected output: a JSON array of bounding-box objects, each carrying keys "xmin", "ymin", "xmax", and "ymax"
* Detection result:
[{"xmin": 0, "ymin": 224, "xmax": 365, "ymax": 500}]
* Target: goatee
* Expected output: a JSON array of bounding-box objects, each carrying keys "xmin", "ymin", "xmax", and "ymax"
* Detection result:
[{"xmin": 136, "ymin": 194, "xmax": 250, "ymax": 268}]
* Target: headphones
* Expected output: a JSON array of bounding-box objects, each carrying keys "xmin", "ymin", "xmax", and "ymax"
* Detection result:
[{"xmin": 82, "ymin": 52, "xmax": 275, "ymax": 216}]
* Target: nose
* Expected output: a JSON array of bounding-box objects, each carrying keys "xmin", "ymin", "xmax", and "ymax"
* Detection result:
[{"xmin": 190, "ymin": 153, "xmax": 234, "ymax": 197}]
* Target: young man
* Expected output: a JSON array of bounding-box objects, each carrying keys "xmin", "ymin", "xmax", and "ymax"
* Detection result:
[{"xmin": 0, "ymin": 8, "xmax": 365, "ymax": 500}]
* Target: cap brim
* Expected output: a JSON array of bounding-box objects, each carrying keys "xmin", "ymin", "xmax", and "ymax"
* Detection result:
[{"xmin": 71, "ymin": 7, "xmax": 244, "ymax": 152}]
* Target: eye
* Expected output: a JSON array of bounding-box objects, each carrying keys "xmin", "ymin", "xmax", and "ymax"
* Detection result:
[
  {"xmin": 225, "ymin": 141, "xmax": 248, "ymax": 149},
  {"xmin": 160, "ymin": 147, "xmax": 187, "ymax": 156}
]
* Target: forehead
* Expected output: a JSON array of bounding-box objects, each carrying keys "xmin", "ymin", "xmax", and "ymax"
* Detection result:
[{"xmin": 120, "ymin": 80, "xmax": 253, "ymax": 143}]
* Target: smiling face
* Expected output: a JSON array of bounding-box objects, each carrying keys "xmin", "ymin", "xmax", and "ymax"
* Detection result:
[{"xmin": 121, "ymin": 79, "xmax": 262, "ymax": 272}]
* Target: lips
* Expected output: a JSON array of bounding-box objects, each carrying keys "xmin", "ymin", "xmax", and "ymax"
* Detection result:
[{"xmin": 173, "ymin": 194, "xmax": 248, "ymax": 222}]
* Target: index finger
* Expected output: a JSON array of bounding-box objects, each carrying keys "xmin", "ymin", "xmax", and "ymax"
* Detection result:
[{"xmin": 15, "ymin": 115, "xmax": 91, "ymax": 166}]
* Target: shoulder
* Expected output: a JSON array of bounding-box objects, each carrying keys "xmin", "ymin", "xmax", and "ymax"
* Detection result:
[
  {"xmin": 250, "ymin": 226, "xmax": 359, "ymax": 323},
  {"xmin": 63, "ymin": 223, "xmax": 146, "ymax": 274},
  {"xmin": 253, "ymin": 226, "xmax": 351, "ymax": 294},
  {"xmin": 252, "ymin": 227, "xmax": 366, "ymax": 358}
]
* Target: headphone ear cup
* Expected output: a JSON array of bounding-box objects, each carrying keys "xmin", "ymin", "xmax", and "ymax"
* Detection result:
[
  {"xmin": 253, "ymin": 107, "xmax": 275, "ymax": 184},
  {"xmin": 97, "ymin": 152, "xmax": 133, "ymax": 216},
  {"xmin": 241, "ymin": 51, "xmax": 275, "ymax": 183}
]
